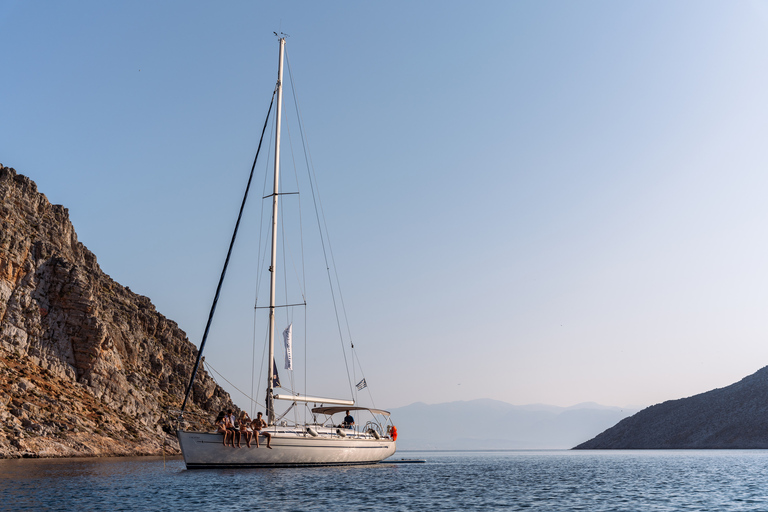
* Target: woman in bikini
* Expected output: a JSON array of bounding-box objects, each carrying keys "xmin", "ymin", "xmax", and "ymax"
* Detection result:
[
  {"xmin": 238, "ymin": 411, "xmax": 253, "ymax": 448},
  {"xmin": 215, "ymin": 411, "xmax": 231, "ymax": 447}
]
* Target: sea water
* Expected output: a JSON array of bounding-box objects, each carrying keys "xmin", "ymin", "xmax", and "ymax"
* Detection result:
[{"xmin": 2, "ymin": 450, "xmax": 768, "ymax": 511}]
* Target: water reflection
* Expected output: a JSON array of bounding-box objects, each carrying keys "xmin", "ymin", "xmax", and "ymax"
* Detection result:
[{"xmin": 4, "ymin": 451, "xmax": 768, "ymax": 511}]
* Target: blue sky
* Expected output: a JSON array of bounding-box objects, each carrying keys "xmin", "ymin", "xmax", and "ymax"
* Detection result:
[{"xmin": 3, "ymin": 1, "xmax": 768, "ymax": 410}]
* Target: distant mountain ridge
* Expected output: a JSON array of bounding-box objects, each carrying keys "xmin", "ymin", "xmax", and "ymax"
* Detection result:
[
  {"xmin": 575, "ymin": 365, "xmax": 768, "ymax": 449},
  {"xmin": 390, "ymin": 398, "xmax": 639, "ymax": 449}
]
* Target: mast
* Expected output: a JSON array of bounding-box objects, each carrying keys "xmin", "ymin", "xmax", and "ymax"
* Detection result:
[{"xmin": 266, "ymin": 36, "xmax": 285, "ymax": 425}]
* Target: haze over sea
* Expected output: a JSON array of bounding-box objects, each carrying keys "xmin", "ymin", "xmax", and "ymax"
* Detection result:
[{"xmin": 3, "ymin": 451, "xmax": 768, "ymax": 511}]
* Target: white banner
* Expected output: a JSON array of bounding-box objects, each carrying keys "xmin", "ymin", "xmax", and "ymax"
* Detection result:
[{"xmin": 283, "ymin": 324, "xmax": 293, "ymax": 370}]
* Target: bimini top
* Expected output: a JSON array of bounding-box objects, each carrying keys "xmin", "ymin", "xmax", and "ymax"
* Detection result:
[{"xmin": 311, "ymin": 406, "xmax": 391, "ymax": 417}]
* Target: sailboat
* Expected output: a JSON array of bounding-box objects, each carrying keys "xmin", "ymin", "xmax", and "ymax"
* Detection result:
[{"xmin": 175, "ymin": 36, "xmax": 397, "ymax": 468}]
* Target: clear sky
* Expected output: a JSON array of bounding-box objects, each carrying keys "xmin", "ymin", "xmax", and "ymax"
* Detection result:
[{"xmin": 3, "ymin": 1, "xmax": 768, "ymax": 410}]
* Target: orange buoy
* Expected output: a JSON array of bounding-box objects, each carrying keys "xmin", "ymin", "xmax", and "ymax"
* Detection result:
[{"xmin": 391, "ymin": 425, "xmax": 398, "ymax": 441}]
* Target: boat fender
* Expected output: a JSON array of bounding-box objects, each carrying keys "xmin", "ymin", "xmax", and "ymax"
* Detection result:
[
  {"xmin": 336, "ymin": 428, "xmax": 347, "ymax": 437},
  {"xmin": 306, "ymin": 427, "xmax": 319, "ymax": 437}
]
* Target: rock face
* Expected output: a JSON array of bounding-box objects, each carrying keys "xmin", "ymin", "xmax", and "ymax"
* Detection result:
[
  {"xmin": 574, "ymin": 366, "xmax": 768, "ymax": 449},
  {"xmin": 0, "ymin": 165, "xmax": 235, "ymax": 458}
]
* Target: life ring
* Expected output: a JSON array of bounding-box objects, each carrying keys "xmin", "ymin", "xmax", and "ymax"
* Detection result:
[{"xmin": 390, "ymin": 425, "xmax": 398, "ymax": 441}]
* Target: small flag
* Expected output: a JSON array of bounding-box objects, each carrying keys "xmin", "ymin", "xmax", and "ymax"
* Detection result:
[
  {"xmin": 272, "ymin": 359, "xmax": 281, "ymax": 388},
  {"xmin": 283, "ymin": 324, "xmax": 293, "ymax": 370},
  {"xmin": 356, "ymin": 378, "xmax": 367, "ymax": 391}
]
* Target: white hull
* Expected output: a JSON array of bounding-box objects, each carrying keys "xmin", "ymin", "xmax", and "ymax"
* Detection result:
[{"xmin": 178, "ymin": 427, "xmax": 396, "ymax": 468}]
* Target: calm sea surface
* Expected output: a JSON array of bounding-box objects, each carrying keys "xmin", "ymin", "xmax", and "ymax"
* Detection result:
[{"xmin": 3, "ymin": 450, "xmax": 768, "ymax": 511}]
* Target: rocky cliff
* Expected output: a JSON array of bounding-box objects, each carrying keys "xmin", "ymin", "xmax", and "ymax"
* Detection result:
[
  {"xmin": 0, "ymin": 164, "xmax": 235, "ymax": 458},
  {"xmin": 574, "ymin": 365, "xmax": 768, "ymax": 449}
]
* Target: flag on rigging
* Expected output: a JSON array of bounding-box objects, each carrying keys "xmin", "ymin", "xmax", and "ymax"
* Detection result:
[
  {"xmin": 356, "ymin": 378, "xmax": 367, "ymax": 391},
  {"xmin": 283, "ymin": 324, "xmax": 293, "ymax": 370},
  {"xmin": 272, "ymin": 359, "xmax": 281, "ymax": 388}
]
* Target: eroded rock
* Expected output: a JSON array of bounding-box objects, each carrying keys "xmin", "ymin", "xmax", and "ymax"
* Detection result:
[{"xmin": 0, "ymin": 164, "xmax": 235, "ymax": 458}]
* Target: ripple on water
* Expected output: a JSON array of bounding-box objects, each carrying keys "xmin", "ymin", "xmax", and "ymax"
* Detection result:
[{"xmin": 2, "ymin": 451, "xmax": 768, "ymax": 511}]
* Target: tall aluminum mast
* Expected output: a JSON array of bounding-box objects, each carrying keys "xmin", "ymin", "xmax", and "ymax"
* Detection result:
[{"xmin": 266, "ymin": 36, "xmax": 285, "ymax": 425}]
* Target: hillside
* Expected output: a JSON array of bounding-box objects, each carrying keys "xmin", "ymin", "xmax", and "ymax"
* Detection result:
[
  {"xmin": 390, "ymin": 399, "xmax": 638, "ymax": 449},
  {"xmin": 0, "ymin": 164, "xmax": 235, "ymax": 458},
  {"xmin": 574, "ymin": 365, "xmax": 768, "ymax": 449}
]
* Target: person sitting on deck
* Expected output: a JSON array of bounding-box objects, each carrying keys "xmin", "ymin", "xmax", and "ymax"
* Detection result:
[
  {"xmin": 342, "ymin": 410, "xmax": 355, "ymax": 429},
  {"xmin": 251, "ymin": 412, "xmax": 272, "ymax": 449},
  {"xmin": 226, "ymin": 409, "xmax": 239, "ymax": 447},
  {"xmin": 215, "ymin": 411, "xmax": 232, "ymax": 447},
  {"xmin": 238, "ymin": 411, "xmax": 253, "ymax": 448}
]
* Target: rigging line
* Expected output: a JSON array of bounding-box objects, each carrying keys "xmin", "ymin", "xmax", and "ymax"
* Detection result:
[
  {"xmin": 285, "ymin": 360, "xmax": 298, "ymax": 426},
  {"xmin": 284, "ymin": 105, "xmax": 308, "ymax": 303},
  {"xmin": 276, "ymin": 152, "xmax": 302, "ymax": 321},
  {"xmin": 251, "ymin": 100, "xmax": 276, "ymax": 416},
  {"xmin": 252, "ymin": 104, "xmax": 278, "ymax": 414},
  {"xmin": 282, "ymin": 59, "xmax": 310, "ymax": 418},
  {"xmin": 180, "ymin": 88, "xmax": 276, "ymax": 415},
  {"xmin": 352, "ymin": 347, "xmax": 378, "ymax": 410},
  {"xmin": 285, "ymin": 52, "xmax": 355, "ymax": 351},
  {"xmin": 204, "ymin": 361, "xmax": 265, "ymax": 410},
  {"xmin": 303, "ymin": 305, "xmax": 307, "ymax": 424},
  {"xmin": 252, "ymin": 318, "xmax": 270, "ymax": 417},
  {"xmin": 254, "ymin": 104, "xmax": 277, "ymax": 308},
  {"xmin": 280, "ymin": 168, "xmax": 289, "ymax": 327},
  {"xmin": 279, "ymin": 89, "xmax": 294, "ymax": 329},
  {"xmin": 251, "ymin": 140, "xmax": 274, "ymax": 416},
  {"xmin": 351, "ymin": 345, "xmax": 357, "ymax": 404},
  {"xmin": 288, "ymin": 100, "xmax": 307, "ymax": 304},
  {"xmin": 281, "ymin": 74, "xmax": 309, "ymax": 423},
  {"xmin": 275, "ymin": 403, "xmax": 295, "ymax": 424},
  {"xmin": 274, "ymin": 194, "xmax": 306, "ymax": 305},
  {"xmin": 276, "ymin": 149, "xmax": 299, "ymax": 422},
  {"xmin": 252, "ymin": 112, "xmax": 273, "ymax": 413},
  {"xmin": 285, "ymin": 48, "xmax": 355, "ymax": 400},
  {"xmin": 250, "ymin": 298, "xmax": 258, "ymax": 417},
  {"xmin": 259, "ymin": 321, "xmax": 269, "ymax": 409}
]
